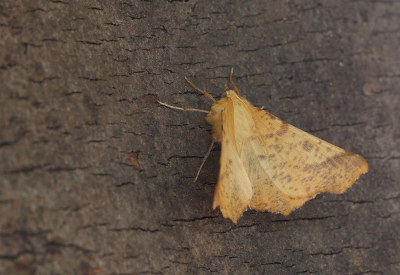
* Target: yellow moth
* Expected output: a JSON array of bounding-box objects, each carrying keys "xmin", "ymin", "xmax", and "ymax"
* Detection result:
[{"xmin": 159, "ymin": 70, "xmax": 368, "ymax": 224}]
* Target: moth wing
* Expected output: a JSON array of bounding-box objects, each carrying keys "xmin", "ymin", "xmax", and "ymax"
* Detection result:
[
  {"xmin": 214, "ymin": 92, "xmax": 368, "ymax": 221},
  {"xmin": 225, "ymin": 96, "xmax": 310, "ymax": 215},
  {"xmin": 245, "ymin": 104, "xmax": 368, "ymax": 214},
  {"xmin": 213, "ymin": 104, "xmax": 252, "ymax": 224}
]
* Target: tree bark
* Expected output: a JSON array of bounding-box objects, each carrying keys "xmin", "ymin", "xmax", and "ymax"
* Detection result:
[{"xmin": 1, "ymin": 0, "xmax": 399, "ymax": 274}]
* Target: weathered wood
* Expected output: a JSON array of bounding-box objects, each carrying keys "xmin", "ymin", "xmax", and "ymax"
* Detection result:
[{"xmin": 1, "ymin": 0, "xmax": 399, "ymax": 274}]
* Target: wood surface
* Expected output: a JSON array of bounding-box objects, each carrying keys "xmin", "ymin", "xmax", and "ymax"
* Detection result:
[{"xmin": 1, "ymin": 0, "xmax": 399, "ymax": 274}]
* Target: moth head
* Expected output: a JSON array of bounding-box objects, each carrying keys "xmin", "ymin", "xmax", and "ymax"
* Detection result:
[{"xmin": 221, "ymin": 90, "xmax": 237, "ymax": 98}]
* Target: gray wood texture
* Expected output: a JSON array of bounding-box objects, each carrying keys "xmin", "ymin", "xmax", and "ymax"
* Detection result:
[{"xmin": 1, "ymin": 0, "xmax": 399, "ymax": 274}]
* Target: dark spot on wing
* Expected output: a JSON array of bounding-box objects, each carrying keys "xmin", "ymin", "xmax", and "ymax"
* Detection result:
[
  {"xmin": 276, "ymin": 121, "xmax": 289, "ymax": 136},
  {"xmin": 276, "ymin": 129, "xmax": 287, "ymax": 136},
  {"xmin": 282, "ymin": 175, "xmax": 292, "ymax": 183},
  {"xmin": 303, "ymin": 141, "xmax": 314, "ymax": 152},
  {"xmin": 268, "ymin": 154, "xmax": 276, "ymax": 160},
  {"xmin": 264, "ymin": 134, "xmax": 274, "ymax": 139},
  {"xmin": 274, "ymin": 144, "xmax": 283, "ymax": 153}
]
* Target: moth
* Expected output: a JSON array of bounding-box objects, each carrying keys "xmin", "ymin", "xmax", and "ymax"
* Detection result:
[{"xmin": 159, "ymin": 70, "xmax": 368, "ymax": 224}]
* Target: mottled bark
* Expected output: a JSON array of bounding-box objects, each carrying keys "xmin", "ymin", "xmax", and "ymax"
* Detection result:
[{"xmin": 1, "ymin": 0, "xmax": 399, "ymax": 274}]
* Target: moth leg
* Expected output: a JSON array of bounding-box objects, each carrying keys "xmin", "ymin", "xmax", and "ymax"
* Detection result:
[
  {"xmin": 229, "ymin": 68, "xmax": 240, "ymax": 95},
  {"xmin": 194, "ymin": 139, "xmax": 215, "ymax": 182},
  {"xmin": 158, "ymin": 101, "xmax": 209, "ymax": 113}
]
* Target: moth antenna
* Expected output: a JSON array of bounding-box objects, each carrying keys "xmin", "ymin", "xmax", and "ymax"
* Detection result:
[
  {"xmin": 158, "ymin": 101, "xmax": 209, "ymax": 113},
  {"xmin": 229, "ymin": 68, "xmax": 240, "ymax": 95},
  {"xmin": 194, "ymin": 139, "xmax": 215, "ymax": 182},
  {"xmin": 185, "ymin": 77, "xmax": 217, "ymax": 103}
]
